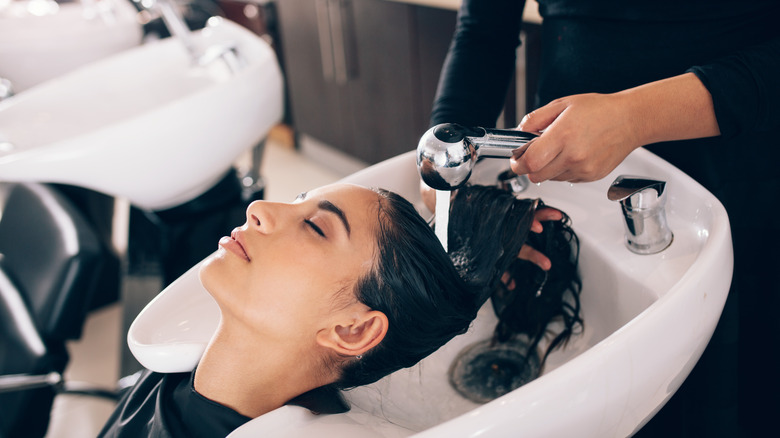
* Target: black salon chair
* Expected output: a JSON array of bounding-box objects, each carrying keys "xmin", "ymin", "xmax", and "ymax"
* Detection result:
[{"xmin": 0, "ymin": 182, "xmax": 116, "ymax": 438}]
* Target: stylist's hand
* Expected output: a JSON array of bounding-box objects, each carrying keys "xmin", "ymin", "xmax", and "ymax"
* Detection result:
[
  {"xmin": 511, "ymin": 73, "xmax": 721, "ymax": 183},
  {"xmin": 501, "ymin": 206, "xmax": 562, "ymax": 290},
  {"xmin": 511, "ymin": 93, "xmax": 641, "ymax": 183},
  {"xmin": 519, "ymin": 206, "xmax": 562, "ymax": 270}
]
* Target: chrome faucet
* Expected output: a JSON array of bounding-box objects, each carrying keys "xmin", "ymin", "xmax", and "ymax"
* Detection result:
[
  {"xmin": 417, "ymin": 123, "xmax": 538, "ymax": 191},
  {"xmin": 607, "ymin": 175, "xmax": 673, "ymax": 254},
  {"xmin": 148, "ymin": 0, "xmax": 246, "ymax": 73}
]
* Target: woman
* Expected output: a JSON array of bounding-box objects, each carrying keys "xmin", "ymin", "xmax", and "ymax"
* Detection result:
[{"xmin": 99, "ymin": 182, "xmax": 577, "ymax": 437}]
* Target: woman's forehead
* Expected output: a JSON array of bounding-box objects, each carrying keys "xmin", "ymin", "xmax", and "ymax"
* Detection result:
[
  {"xmin": 309, "ymin": 183, "xmax": 382, "ymax": 230},
  {"xmin": 308, "ymin": 183, "xmax": 379, "ymax": 204}
]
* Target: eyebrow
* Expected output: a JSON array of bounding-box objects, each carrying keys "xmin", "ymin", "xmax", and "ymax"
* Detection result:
[{"xmin": 318, "ymin": 200, "xmax": 351, "ymax": 237}]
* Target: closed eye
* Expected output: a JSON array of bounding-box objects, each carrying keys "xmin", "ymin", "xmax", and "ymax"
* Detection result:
[{"xmin": 305, "ymin": 219, "xmax": 326, "ymax": 238}]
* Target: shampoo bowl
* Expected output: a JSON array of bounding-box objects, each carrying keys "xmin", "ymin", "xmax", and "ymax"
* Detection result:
[
  {"xmin": 128, "ymin": 148, "xmax": 732, "ymax": 437},
  {"xmin": 0, "ymin": 0, "xmax": 143, "ymax": 92},
  {"xmin": 0, "ymin": 17, "xmax": 283, "ymax": 210}
]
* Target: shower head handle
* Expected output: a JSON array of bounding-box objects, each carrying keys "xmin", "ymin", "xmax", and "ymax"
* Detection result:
[{"xmin": 416, "ymin": 123, "xmax": 538, "ymax": 191}]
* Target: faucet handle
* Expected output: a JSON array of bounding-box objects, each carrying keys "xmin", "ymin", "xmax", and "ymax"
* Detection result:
[
  {"xmin": 607, "ymin": 175, "xmax": 666, "ymax": 210},
  {"xmin": 608, "ymin": 175, "xmax": 673, "ymax": 254}
]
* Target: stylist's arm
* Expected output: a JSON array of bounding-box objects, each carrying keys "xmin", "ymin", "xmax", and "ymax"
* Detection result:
[{"xmin": 510, "ymin": 72, "xmax": 721, "ymax": 183}]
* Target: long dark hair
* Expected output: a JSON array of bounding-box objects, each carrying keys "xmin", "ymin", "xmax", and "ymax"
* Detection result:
[
  {"xmin": 447, "ymin": 186, "xmax": 538, "ymax": 304},
  {"xmin": 491, "ymin": 205, "xmax": 582, "ymax": 365},
  {"xmin": 335, "ymin": 185, "xmax": 580, "ymax": 389},
  {"xmin": 336, "ymin": 189, "xmax": 477, "ymax": 388}
]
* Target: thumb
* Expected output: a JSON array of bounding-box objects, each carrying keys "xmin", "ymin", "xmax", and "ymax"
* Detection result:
[{"xmin": 518, "ymin": 100, "xmax": 567, "ymax": 132}]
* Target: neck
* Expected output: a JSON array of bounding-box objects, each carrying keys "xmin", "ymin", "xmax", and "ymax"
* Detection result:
[{"xmin": 193, "ymin": 320, "xmax": 333, "ymax": 418}]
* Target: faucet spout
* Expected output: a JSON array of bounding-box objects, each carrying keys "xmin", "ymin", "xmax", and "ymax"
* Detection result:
[
  {"xmin": 608, "ymin": 175, "xmax": 673, "ymax": 254},
  {"xmin": 153, "ymin": 0, "xmax": 199, "ymax": 58},
  {"xmin": 149, "ymin": 0, "xmax": 246, "ymax": 73},
  {"xmin": 417, "ymin": 123, "xmax": 537, "ymax": 191}
]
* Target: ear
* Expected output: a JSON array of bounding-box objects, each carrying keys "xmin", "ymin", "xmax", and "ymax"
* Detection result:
[{"xmin": 316, "ymin": 307, "xmax": 388, "ymax": 357}]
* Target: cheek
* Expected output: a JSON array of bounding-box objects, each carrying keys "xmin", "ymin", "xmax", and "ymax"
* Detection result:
[
  {"xmin": 199, "ymin": 254, "xmax": 328, "ymax": 332},
  {"xmin": 241, "ymin": 261, "xmax": 362, "ymax": 332},
  {"xmin": 199, "ymin": 242, "xmax": 373, "ymax": 338}
]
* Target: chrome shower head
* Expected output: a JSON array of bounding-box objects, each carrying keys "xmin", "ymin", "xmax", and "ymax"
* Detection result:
[{"xmin": 416, "ymin": 123, "xmax": 537, "ymax": 191}]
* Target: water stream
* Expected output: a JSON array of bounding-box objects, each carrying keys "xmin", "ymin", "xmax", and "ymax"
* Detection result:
[{"xmin": 435, "ymin": 189, "xmax": 450, "ymax": 252}]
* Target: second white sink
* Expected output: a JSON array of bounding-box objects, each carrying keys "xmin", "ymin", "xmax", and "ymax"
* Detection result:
[
  {"xmin": 0, "ymin": 0, "xmax": 143, "ymax": 92},
  {"xmin": 0, "ymin": 18, "xmax": 284, "ymax": 210}
]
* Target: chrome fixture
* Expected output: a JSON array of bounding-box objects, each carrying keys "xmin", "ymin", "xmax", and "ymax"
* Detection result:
[
  {"xmin": 607, "ymin": 175, "xmax": 673, "ymax": 254},
  {"xmin": 148, "ymin": 0, "xmax": 245, "ymax": 73},
  {"xmin": 239, "ymin": 140, "xmax": 266, "ymax": 203},
  {"xmin": 497, "ymin": 169, "xmax": 530, "ymax": 194},
  {"xmin": 417, "ymin": 123, "xmax": 537, "ymax": 191}
]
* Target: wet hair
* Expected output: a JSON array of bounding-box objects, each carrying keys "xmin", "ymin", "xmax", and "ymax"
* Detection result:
[
  {"xmin": 335, "ymin": 185, "xmax": 580, "ymax": 389},
  {"xmin": 449, "ymin": 185, "xmax": 581, "ymax": 370},
  {"xmin": 335, "ymin": 189, "xmax": 478, "ymax": 388},
  {"xmin": 447, "ymin": 186, "xmax": 538, "ymax": 304},
  {"xmin": 491, "ymin": 206, "xmax": 582, "ymax": 366}
]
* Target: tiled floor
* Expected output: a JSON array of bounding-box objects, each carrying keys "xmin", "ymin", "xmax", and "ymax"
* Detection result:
[{"xmin": 45, "ymin": 135, "xmax": 351, "ymax": 437}]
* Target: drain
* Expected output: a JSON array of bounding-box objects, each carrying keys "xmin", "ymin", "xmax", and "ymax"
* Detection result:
[{"xmin": 448, "ymin": 338, "xmax": 542, "ymax": 403}]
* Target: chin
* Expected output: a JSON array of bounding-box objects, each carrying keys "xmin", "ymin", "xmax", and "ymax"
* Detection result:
[{"xmin": 198, "ymin": 250, "xmax": 226, "ymax": 296}]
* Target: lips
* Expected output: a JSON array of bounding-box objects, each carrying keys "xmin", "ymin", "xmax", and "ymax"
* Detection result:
[{"xmin": 219, "ymin": 229, "xmax": 250, "ymax": 261}]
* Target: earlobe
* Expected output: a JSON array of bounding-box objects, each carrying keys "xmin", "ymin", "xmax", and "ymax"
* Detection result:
[{"xmin": 317, "ymin": 310, "xmax": 388, "ymax": 357}]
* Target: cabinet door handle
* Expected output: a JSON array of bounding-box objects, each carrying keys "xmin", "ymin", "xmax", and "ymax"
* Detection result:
[
  {"xmin": 315, "ymin": 0, "xmax": 335, "ymax": 81},
  {"xmin": 328, "ymin": 0, "xmax": 357, "ymax": 85}
]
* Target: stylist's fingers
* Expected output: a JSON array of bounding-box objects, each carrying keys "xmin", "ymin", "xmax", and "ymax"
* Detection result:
[
  {"xmin": 521, "ymin": 132, "xmax": 613, "ymax": 183},
  {"xmin": 529, "ymin": 207, "xmax": 564, "ymax": 233},
  {"xmin": 551, "ymin": 170, "xmax": 586, "ymax": 183},
  {"xmin": 510, "ymin": 136, "xmax": 564, "ymax": 178},
  {"xmin": 535, "ymin": 207, "xmax": 564, "ymax": 222},
  {"xmin": 511, "ymin": 100, "xmax": 568, "ymax": 177},
  {"xmin": 511, "ymin": 99, "xmax": 571, "ymax": 177},
  {"xmin": 518, "ymin": 99, "xmax": 568, "ymax": 133},
  {"xmin": 525, "ymin": 152, "xmax": 571, "ymax": 183},
  {"xmin": 518, "ymin": 245, "xmax": 552, "ymax": 271}
]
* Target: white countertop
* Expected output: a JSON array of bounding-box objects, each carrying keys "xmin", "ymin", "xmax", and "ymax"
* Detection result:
[{"xmin": 384, "ymin": 0, "xmax": 542, "ymax": 23}]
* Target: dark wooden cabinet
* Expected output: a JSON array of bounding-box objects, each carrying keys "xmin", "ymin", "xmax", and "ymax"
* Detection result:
[{"xmin": 276, "ymin": 0, "xmax": 457, "ymax": 164}]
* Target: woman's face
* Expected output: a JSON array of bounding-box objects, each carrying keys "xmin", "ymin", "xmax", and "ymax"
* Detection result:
[{"xmin": 199, "ymin": 183, "xmax": 381, "ymax": 344}]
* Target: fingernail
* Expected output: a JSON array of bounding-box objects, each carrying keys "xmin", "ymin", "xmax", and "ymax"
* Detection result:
[{"xmin": 511, "ymin": 143, "xmax": 529, "ymax": 159}]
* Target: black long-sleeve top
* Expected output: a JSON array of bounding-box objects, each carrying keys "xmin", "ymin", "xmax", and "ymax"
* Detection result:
[
  {"xmin": 431, "ymin": 0, "xmax": 780, "ymax": 142},
  {"xmin": 430, "ymin": 0, "xmax": 780, "ymax": 228}
]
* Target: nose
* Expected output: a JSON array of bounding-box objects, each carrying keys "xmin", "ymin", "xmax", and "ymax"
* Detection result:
[
  {"xmin": 245, "ymin": 199, "xmax": 301, "ymax": 233},
  {"xmin": 245, "ymin": 200, "xmax": 277, "ymax": 233}
]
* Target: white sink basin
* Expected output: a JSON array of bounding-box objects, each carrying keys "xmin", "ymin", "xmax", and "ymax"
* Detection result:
[
  {"xmin": 128, "ymin": 148, "xmax": 732, "ymax": 437},
  {"xmin": 0, "ymin": 18, "xmax": 284, "ymax": 210},
  {"xmin": 0, "ymin": 0, "xmax": 143, "ymax": 92}
]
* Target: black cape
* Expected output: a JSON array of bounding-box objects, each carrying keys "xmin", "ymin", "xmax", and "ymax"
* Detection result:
[{"xmin": 98, "ymin": 370, "xmax": 349, "ymax": 438}]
